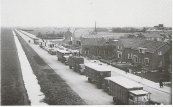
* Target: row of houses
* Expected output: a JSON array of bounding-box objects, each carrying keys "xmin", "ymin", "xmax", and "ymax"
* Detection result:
[
  {"xmin": 121, "ymin": 32, "xmax": 172, "ymax": 42},
  {"xmin": 79, "ymin": 37, "xmax": 171, "ymax": 72},
  {"xmin": 36, "ymin": 27, "xmax": 172, "ymax": 72}
]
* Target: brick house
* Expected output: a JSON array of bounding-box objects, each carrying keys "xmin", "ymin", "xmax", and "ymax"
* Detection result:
[
  {"xmin": 131, "ymin": 40, "xmax": 171, "ymax": 71},
  {"xmin": 121, "ymin": 32, "xmax": 164, "ymax": 41},
  {"xmin": 64, "ymin": 29, "xmax": 73, "ymax": 41},
  {"xmin": 117, "ymin": 38, "xmax": 144, "ymax": 62},
  {"xmin": 120, "ymin": 34, "xmax": 136, "ymax": 39},
  {"xmin": 164, "ymin": 48, "xmax": 172, "ymax": 73},
  {"xmin": 80, "ymin": 38, "xmax": 103, "ymax": 56},
  {"xmin": 80, "ymin": 37, "xmax": 118, "ymax": 59},
  {"xmin": 96, "ymin": 38, "xmax": 118, "ymax": 59},
  {"xmin": 143, "ymin": 33, "xmax": 164, "ymax": 41}
]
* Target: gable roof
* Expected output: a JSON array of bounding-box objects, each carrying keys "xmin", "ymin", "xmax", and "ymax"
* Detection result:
[
  {"xmin": 119, "ymin": 38, "xmax": 144, "ymax": 48},
  {"xmin": 131, "ymin": 40, "xmax": 171, "ymax": 53},
  {"xmin": 73, "ymin": 28, "xmax": 93, "ymax": 38},
  {"xmin": 142, "ymin": 33, "xmax": 163, "ymax": 38},
  {"xmin": 80, "ymin": 37, "xmax": 104, "ymax": 46}
]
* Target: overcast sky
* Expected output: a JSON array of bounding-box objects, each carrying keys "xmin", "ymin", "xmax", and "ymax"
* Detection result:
[{"xmin": 1, "ymin": 0, "xmax": 172, "ymax": 27}]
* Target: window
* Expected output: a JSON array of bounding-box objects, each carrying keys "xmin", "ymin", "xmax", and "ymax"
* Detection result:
[
  {"xmin": 97, "ymin": 48, "xmax": 100, "ymax": 55},
  {"xmin": 139, "ymin": 58, "xmax": 141, "ymax": 63},
  {"xmin": 120, "ymin": 46, "xmax": 122, "ymax": 50},
  {"xmin": 85, "ymin": 49, "xmax": 89, "ymax": 55},
  {"xmin": 118, "ymin": 45, "xmax": 120, "ymax": 49},
  {"xmin": 144, "ymin": 58, "xmax": 149, "ymax": 66},
  {"xmin": 138, "ymin": 48, "xmax": 146, "ymax": 53},
  {"xmin": 77, "ymin": 41, "xmax": 81, "ymax": 45},
  {"xmin": 128, "ymin": 53, "xmax": 133, "ymax": 59},
  {"xmin": 133, "ymin": 55, "xmax": 138, "ymax": 63},
  {"xmin": 104, "ymin": 50, "xmax": 109, "ymax": 54},
  {"xmin": 158, "ymin": 51, "xmax": 162, "ymax": 55},
  {"xmin": 117, "ymin": 51, "xmax": 122, "ymax": 58},
  {"xmin": 157, "ymin": 38, "xmax": 161, "ymax": 41},
  {"xmin": 158, "ymin": 61, "xmax": 162, "ymax": 67}
]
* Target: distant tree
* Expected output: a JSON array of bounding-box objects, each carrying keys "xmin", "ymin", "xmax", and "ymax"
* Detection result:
[
  {"xmin": 142, "ymin": 27, "xmax": 146, "ymax": 32},
  {"xmin": 52, "ymin": 31, "xmax": 55, "ymax": 37}
]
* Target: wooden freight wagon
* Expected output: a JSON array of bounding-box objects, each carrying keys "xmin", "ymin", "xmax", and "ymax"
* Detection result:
[
  {"xmin": 49, "ymin": 49, "xmax": 57, "ymax": 55},
  {"xmin": 68, "ymin": 56, "xmax": 84, "ymax": 74},
  {"xmin": 56, "ymin": 49, "xmax": 71, "ymax": 63},
  {"xmin": 84, "ymin": 63, "xmax": 111, "ymax": 88},
  {"xmin": 103, "ymin": 76, "xmax": 119, "ymax": 93},
  {"xmin": 39, "ymin": 41, "xmax": 46, "ymax": 48},
  {"xmin": 109, "ymin": 76, "xmax": 150, "ymax": 105},
  {"xmin": 33, "ymin": 38, "xmax": 39, "ymax": 45}
]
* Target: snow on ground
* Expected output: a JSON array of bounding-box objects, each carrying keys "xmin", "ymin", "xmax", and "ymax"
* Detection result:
[{"xmin": 13, "ymin": 30, "xmax": 47, "ymax": 105}]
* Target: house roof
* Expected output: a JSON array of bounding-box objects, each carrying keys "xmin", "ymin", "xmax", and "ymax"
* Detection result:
[
  {"xmin": 121, "ymin": 34, "xmax": 136, "ymax": 38},
  {"xmin": 142, "ymin": 33, "xmax": 163, "ymax": 38},
  {"xmin": 131, "ymin": 40, "xmax": 171, "ymax": 53},
  {"xmin": 108, "ymin": 39, "xmax": 119, "ymax": 45},
  {"xmin": 81, "ymin": 37, "xmax": 119, "ymax": 46},
  {"xmin": 119, "ymin": 38, "xmax": 144, "ymax": 48},
  {"xmin": 73, "ymin": 28, "xmax": 93, "ymax": 38},
  {"xmin": 80, "ymin": 37, "xmax": 104, "ymax": 46}
]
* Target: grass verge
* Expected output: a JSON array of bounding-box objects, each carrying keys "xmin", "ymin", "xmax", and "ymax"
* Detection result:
[
  {"xmin": 15, "ymin": 30, "xmax": 86, "ymax": 105},
  {"xmin": 1, "ymin": 28, "xmax": 30, "ymax": 105}
]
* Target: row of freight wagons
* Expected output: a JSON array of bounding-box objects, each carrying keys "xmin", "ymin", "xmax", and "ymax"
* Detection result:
[
  {"xmin": 38, "ymin": 40, "xmax": 152, "ymax": 105},
  {"xmin": 84, "ymin": 63, "xmax": 151, "ymax": 105}
]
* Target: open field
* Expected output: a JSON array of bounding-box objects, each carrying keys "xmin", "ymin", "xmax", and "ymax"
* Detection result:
[
  {"xmin": 1, "ymin": 28, "xmax": 30, "ymax": 105},
  {"xmin": 15, "ymin": 30, "xmax": 86, "ymax": 105}
]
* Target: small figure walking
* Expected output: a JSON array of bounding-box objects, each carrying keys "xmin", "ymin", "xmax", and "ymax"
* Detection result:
[
  {"xmin": 125, "ymin": 68, "xmax": 128, "ymax": 74},
  {"xmin": 28, "ymin": 40, "xmax": 30, "ymax": 43},
  {"xmin": 159, "ymin": 78, "xmax": 163, "ymax": 88}
]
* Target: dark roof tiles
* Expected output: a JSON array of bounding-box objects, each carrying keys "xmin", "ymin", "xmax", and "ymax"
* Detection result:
[
  {"xmin": 120, "ymin": 38, "xmax": 144, "ymax": 48},
  {"xmin": 131, "ymin": 40, "xmax": 171, "ymax": 53}
]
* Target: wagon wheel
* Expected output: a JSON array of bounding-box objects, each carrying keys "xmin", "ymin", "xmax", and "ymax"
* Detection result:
[
  {"xmin": 88, "ymin": 78, "xmax": 92, "ymax": 83},
  {"xmin": 113, "ymin": 97, "xmax": 117, "ymax": 105},
  {"xmin": 97, "ymin": 82, "xmax": 102, "ymax": 89},
  {"xmin": 79, "ymin": 71, "xmax": 83, "ymax": 75}
]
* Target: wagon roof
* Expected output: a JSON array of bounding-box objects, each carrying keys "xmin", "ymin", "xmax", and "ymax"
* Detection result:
[
  {"xmin": 85, "ymin": 63, "xmax": 111, "ymax": 72},
  {"xmin": 57, "ymin": 49, "xmax": 71, "ymax": 53},
  {"xmin": 109, "ymin": 76, "xmax": 143, "ymax": 89},
  {"xmin": 130, "ymin": 90, "xmax": 149, "ymax": 95}
]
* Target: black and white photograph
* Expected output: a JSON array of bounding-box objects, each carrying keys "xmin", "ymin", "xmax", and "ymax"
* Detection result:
[{"xmin": 1, "ymin": 0, "xmax": 172, "ymax": 105}]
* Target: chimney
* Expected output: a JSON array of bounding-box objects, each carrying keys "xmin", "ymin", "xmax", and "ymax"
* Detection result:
[{"xmin": 95, "ymin": 21, "xmax": 97, "ymax": 34}]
